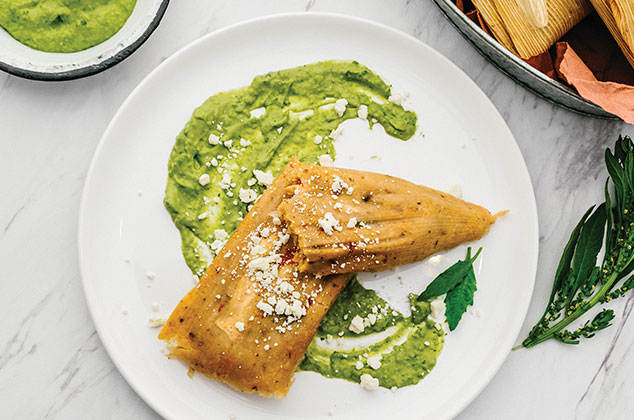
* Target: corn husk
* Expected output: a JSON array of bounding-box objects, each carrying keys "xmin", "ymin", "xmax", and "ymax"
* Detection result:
[
  {"xmin": 473, "ymin": 0, "xmax": 593, "ymax": 59},
  {"xmin": 589, "ymin": 0, "xmax": 634, "ymax": 69},
  {"xmin": 470, "ymin": 0, "xmax": 519, "ymax": 54},
  {"xmin": 516, "ymin": 0, "xmax": 549, "ymax": 28},
  {"xmin": 279, "ymin": 163, "xmax": 502, "ymax": 276}
]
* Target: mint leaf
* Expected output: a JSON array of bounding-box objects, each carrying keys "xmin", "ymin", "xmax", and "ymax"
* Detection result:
[
  {"xmin": 445, "ymin": 264, "xmax": 477, "ymax": 331},
  {"xmin": 417, "ymin": 248, "xmax": 482, "ymax": 301}
]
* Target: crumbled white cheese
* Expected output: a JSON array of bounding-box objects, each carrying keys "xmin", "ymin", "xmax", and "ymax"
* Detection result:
[
  {"xmin": 214, "ymin": 229, "xmax": 228, "ymax": 241},
  {"xmin": 210, "ymin": 157, "xmax": 218, "ymax": 167},
  {"xmin": 359, "ymin": 374, "xmax": 380, "ymax": 390},
  {"xmin": 358, "ymin": 104, "xmax": 368, "ymax": 120},
  {"xmin": 210, "ymin": 239, "xmax": 227, "ymax": 255},
  {"xmin": 430, "ymin": 297, "xmax": 446, "ymax": 323},
  {"xmin": 275, "ymin": 299, "xmax": 289, "ymax": 315},
  {"xmin": 334, "ymin": 98, "xmax": 348, "ymax": 117},
  {"xmin": 314, "ymin": 134, "xmax": 323, "ymax": 145},
  {"xmin": 250, "ymin": 107, "xmax": 266, "ymax": 118},
  {"xmin": 389, "ymin": 90, "xmax": 410, "ymax": 105},
  {"xmin": 151, "ymin": 302, "xmax": 160, "ymax": 312},
  {"xmin": 318, "ymin": 154, "xmax": 334, "ymax": 166},
  {"xmin": 198, "ymin": 174, "xmax": 210, "ymax": 186},
  {"xmin": 331, "ymin": 175, "xmax": 349, "ymax": 194},
  {"xmin": 198, "ymin": 212, "xmax": 208, "ymax": 220},
  {"xmin": 223, "ymin": 140, "xmax": 233, "ymax": 148},
  {"xmin": 146, "ymin": 272, "xmax": 156, "ymax": 280},
  {"xmin": 347, "ymin": 217, "xmax": 357, "ymax": 228},
  {"xmin": 218, "ymin": 172, "xmax": 232, "ymax": 190},
  {"xmin": 278, "ymin": 281, "xmax": 294, "ymax": 294},
  {"xmin": 330, "ymin": 126, "xmax": 344, "ymax": 141},
  {"xmin": 318, "ymin": 212, "xmax": 343, "ymax": 235},
  {"xmin": 239, "ymin": 188, "xmax": 258, "ymax": 203},
  {"xmin": 148, "ymin": 315, "xmax": 168, "ymax": 328},
  {"xmin": 349, "ymin": 315, "xmax": 365, "ymax": 334},
  {"xmin": 355, "ymin": 360, "xmax": 364, "ymax": 370},
  {"xmin": 256, "ymin": 301, "xmax": 274, "ymax": 315},
  {"xmin": 444, "ymin": 183, "xmax": 463, "ymax": 198},
  {"xmin": 239, "ymin": 138, "xmax": 251, "ymax": 147},
  {"xmin": 253, "ymin": 169, "xmax": 274, "ymax": 186},
  {"xmin": 247, "ymin": 178, "xmax": 257, "ymax": 186},
  {"xmin": 235, "ymin": 321, "xmax": 245, "ymax": 332},
  {"xmin": 367, "ymin": 355, "xmax": 382, "ymax": 370},
  {"xmin": 208, "ymin": 133, "xmax": 220, "ymax": 145}
]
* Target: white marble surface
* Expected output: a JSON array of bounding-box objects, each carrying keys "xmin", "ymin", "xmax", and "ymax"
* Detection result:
[{"xmin": 1, "ymin": 1, "xmax": 634, "ymax": 419}]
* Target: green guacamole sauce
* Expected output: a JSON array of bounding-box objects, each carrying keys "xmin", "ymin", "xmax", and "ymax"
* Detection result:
[
  {"xmin": 300, "ymin": 278, "xmax": 444, "ymax": 388},
  {"xmin": 165, "ymin": 60, "xmax": 417, "ymax": 277},
  {"xmin": 0, "ymin": 0, "xmax": 136, "ymax": 53},
  {"xmin": 164, "ymin": 60, "xmax": 438, "ymax": 389}
]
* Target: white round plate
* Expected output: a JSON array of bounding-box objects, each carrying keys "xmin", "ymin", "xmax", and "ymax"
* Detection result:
[
  {"xmin": 79, "ymin": 12, "xmax": 538, "ymax": 420},
  {"xmin": 0, "ymin": 0, "xmax": 169, "ymax": 81}
]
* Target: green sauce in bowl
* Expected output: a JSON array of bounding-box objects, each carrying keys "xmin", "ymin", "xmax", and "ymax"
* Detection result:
[{"xmin": 0, "ymin": 0, "xmax": 137, "ymax": 53}]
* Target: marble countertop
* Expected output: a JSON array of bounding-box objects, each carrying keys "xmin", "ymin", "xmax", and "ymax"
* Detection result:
[{"xmin": 2, "ymin": 1, "xmax": 634, "ymax": 419}]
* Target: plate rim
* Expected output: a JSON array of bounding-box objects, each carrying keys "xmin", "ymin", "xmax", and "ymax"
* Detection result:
[
  {"xmin": 0, "ymin": 0, "xmax": 170, "ymax": 82},
  {"xmin": 78, "ymin": 11, "xmax": 539, "ymax": 420}
]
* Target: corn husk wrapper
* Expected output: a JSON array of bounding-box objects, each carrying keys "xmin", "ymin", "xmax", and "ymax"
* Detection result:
[
  {"xmin": 473, "ymin": 0, "xmax": 593, "ymax": 59},
  {"xmin": 516, "ymin": 0, "xmax": 549, "ymax": 28},
  {"xmin": 589, "ymin": 0, "xmax": 634, "ymax": 69}
]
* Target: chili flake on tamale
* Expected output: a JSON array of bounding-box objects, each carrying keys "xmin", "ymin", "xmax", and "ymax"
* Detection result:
[
  {"xmin": 278, "ymin": 163, "xmax": 503, "ymax": 276},
  {"xmin": 159, "ymin": 159, "xmax": 350, "ymax": 397}
]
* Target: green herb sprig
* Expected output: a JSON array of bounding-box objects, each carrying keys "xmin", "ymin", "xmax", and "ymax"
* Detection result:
[
  {"xmin": 520, "ymin": 136, "xmax": 634, "ymax": 348},
  {"xmin": 418, "ymin": 247, "xmax": 482, "ymax": 331}
]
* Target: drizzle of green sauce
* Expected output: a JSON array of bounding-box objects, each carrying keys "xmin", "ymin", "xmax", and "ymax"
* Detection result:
[
  {"xmin": 165, "ymin": 60, "xmax": 417, "ymax": 277},
  {"xmin": 0, "ymin": 0, "xmax": 136, "ymax": 53},
  {"xmin": 299, "ymin": 277, "xmax": 444, "ymax": 388},
  {"xmin": 164, "ymin": 60, "xmax": 438, "ymax": 389}
]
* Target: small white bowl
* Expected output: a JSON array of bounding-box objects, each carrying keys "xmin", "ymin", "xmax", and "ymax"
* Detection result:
[{"xmin": 0, "ymin": 0, "xmax": 170, "ymax": 81}]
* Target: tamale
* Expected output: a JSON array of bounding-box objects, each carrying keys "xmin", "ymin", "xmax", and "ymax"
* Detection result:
[
  {"xmin": 472, "ymin": 0, "xmax": 593, "ymax": 59},
  {"xmin": 516, "ymin": 0, "xmax": 549, "ymax": 28},
  {"xmin": 278, "ymin": 163, "xmax": 502, "ymax": 276},
  {"xmin": 159, "ymin": 159, "xmax": 350, "ymax": 397},
  {"xmin": 590, "ymin": 0, "xmax": 634, "ymax": 69},
  {"xmin": 470, "ymin": 0, "xmax": 519, "ymax": 54}
]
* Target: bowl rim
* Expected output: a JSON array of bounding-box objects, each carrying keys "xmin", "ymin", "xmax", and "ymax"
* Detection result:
[
  {"xmin": 0, "ymin": 0, "xmax": 170, "ymax": 82},
  {"xmin": 433, "ymin": 0, "xmax": 617, "ymax": 119}
]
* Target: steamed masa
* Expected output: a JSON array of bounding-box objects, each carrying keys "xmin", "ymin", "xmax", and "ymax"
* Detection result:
[
  {"xmin": 0, "ymin": 0, "xmax": 136, "ymax": 52},
  {"xmin": 162, "ymin": 60, "xmax": 453, "ymax": 392}
]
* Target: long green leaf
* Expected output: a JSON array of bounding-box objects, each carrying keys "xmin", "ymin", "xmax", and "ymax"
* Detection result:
[
  {"xmin": 567, "ymin": 203, "xmax": 606, "ymax": 307},
  {"xmin": 445, "ymin": 266, "xmax": 477, "ymax": 331},
  {"xmin": 551, "ymin": 207, "xmax": 593, "ymax": 302},
  {"xmin": 605, "ymin": 180, "xmax": 614, "ymax": 250}
]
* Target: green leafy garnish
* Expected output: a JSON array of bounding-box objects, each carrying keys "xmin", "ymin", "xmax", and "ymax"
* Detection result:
[
  {"xmin": 520, "ymin": 136, "xmax": 634, "ymax": 348},
  {"xmin": 445, "ymin": 259, "xmax": 478, "ymax": 331},
  {"xmin": 418, "ymin": 247, "xmax": 482, "ymax": 331}
]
